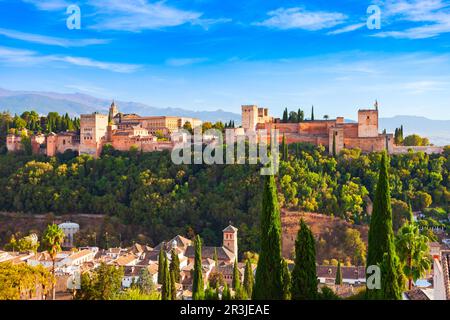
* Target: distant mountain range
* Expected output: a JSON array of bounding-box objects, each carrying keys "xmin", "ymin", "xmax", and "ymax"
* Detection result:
[
  {"xmin": 0, "ymin": 88, "xmax": 449, "ymax": 146},
  {"xmin": 0, "ymin": 88, "xmax": 240, "ymax": 123}
]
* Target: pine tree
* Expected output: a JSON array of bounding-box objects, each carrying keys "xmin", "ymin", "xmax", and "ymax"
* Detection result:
[
  {"xmin": 311, "ymin": 106, "xmax": 315, "ymax": 121},
  {"xmin": 232, "ymin": 259, "xmax": 240, "ymax": 290},
  {"xmin": 335, "ymin": 261, "xmax": 343, "ymax": 285},
  {"xmin": 192, "ymin": 235, "xmax": 204, "ymax": 300},
  {"xmin": 366, "ymin": 151, "xmax": 402, "ymax": 299},
  {"xmin": 253, "ymin": 175, "xmax": 284, "ymax": 300},
  {"xmin": 281, "ymin": 259, "xmax": 291, "ymax": 300},
  {"xmin": 291, "ymin": 219, "xmax": 318, "ymax": 300},
  {"xmin": 169, "ymin": 248, "xmax": 181, "ymax": 283},
  {"xmin": 157, "ymin": 247, "xmax": 165, "ymax": 284},
  {"xmin": 243, "ymin": 259, "xmax": 254, "ymax": 298},
  {"xmin": 161, "ymin": 251, "xmax": 171, "ymax": 300}
]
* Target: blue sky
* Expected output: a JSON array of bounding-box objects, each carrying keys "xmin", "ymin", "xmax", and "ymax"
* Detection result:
[{"xmin": 0, "ymin": 0, "xmax": 450, "ymax": 119}]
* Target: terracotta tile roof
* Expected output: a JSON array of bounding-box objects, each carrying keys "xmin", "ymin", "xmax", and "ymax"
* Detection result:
[
  {"xmin": 316, "ymin": 266, "xmax": 366, "ymax": 280},
  {"xmin": 184, "ymin": 246, "xmax": 234, "ymax": 261},
  {"xmin": 223, "ymin": 225, "xmax": 238, "ymax": 233},
  {"xmin": 114, "ymin": 254, "xmax": 138, "ymax": 266},
  {"xmin": 68, "ymin": 249, "xmax": 93, "ymax": 261}
]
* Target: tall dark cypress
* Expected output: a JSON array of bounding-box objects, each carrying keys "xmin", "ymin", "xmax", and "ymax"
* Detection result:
[
  {"xmin": 366, "ymin": 151, "xmax": 401, "ymax": 299},
  {"xmin": 161, "ymin": 251, "xmax": 171, "ymax": 300},
  {"xmin": 311, "ymin": 106, "xmax": 315, "ymax": 121},
  {"xmin": 335, "ymin": 261, "xmax": 343, "ymax": 285},
  {"xmin": 281, "ymin": 259, "xmax": 291, "ymax": 300},
  {"xmin": 170, "ymin": 269, "xmax": 177, "ymax": 300},
  {"xmin": 192, "ymin": 235, "xmax": 204, "ymax": 300},
  {"xmin": 282, "ymin": 108, "xmax": 288, "ymax": 123},
  {"xmin": 291, "ymin": 219, "xmax": 318, "ymax": 300},
  {"xmin": 281, "ymin": 135, "xmax": 288, "ymax": 161},
  {"xmin": 232, "ymin": 259, "xmax": 240, "ymax": 290},
  {"xmin": 157, "ymin": 247, "xmax": 165, "ymax": 284},
  {"xmin": 332, "ymin": 133, "xmax": 337, "ymax": 157},
  {"xmin": 253, "ymin": 175, "xmax": 283, "ymax": 300},
  {"xmin": 243, "ymin": 259, "xmax": 254, "ymax": 298},
  {"xmin": 169, "ymin": 248, "xmax": 181, "ymax": 283}
]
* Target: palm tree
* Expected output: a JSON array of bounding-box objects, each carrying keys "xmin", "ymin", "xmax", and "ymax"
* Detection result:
[
  {"xmin": 395, "ymin": 222, "xmax": 431, "ymax": 290},
  {"xmin": 42, "ymin": 224, "xmax": 65, "ymax": 300}
]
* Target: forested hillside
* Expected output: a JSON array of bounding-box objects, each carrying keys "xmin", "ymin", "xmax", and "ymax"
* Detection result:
[{"xmin": 0, "ymin": 143, "xmax": 448, "ymax": 256}]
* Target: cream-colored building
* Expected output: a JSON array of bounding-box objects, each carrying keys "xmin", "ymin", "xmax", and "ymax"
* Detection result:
[{"xmin": 79, "ymin": 113, "xmax": 109, "ymax": 158}]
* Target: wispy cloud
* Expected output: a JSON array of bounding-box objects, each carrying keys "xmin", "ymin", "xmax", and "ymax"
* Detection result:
[
  {"xmin": 0, "ymin": 28, "xmax": 109, "ymax": 47},
  {"xmin": 327, "ymin": 23, "xmax": 366, "ymax": 35},
  {"xmin": 22, "ymin": 0, "xmax": 70, "ymax": 11},
  {"xmin": 22, "ymin": 0, "xmax": 230, "ymax": 32},
  {"xmin": 165, "ymin": 57, "xmax": 208, "ymax": 67},
  {"xmin": 0, "ymin": 46, "xmax": 141, "ymax": 73},
  {"xmin": 374, "ymin": 0, "xmax": 450, "ymax": 39},
  {"xmin": 88, "ymin": 0, "xmax": 202, "ymax": 31},
  {"xmin": 254, "ymin": 7, "xmax": 347, "ymax": 31}
]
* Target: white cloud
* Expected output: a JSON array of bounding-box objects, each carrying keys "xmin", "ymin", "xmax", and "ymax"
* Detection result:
[
  {"xmin": 254, "ymin": 7, "xmax": 347, "ymax": 31},
  {"xmin": 165, "ymin": 57, "xmax": 208, "ymax": 67},
  {"xmin": 374, "ymin": 0, "xmax": 450, "ymax": 39},
  {"xmin": 22, "ymin": 0, "xmax": 70, "ymax": 11},
  {"xmin": 88, "ymin": 0, "xmax": 202, "ymax": 31},
  {"xmin": 0, "ymin": 46, "xmax": 141, "ymax": 73},
  {"xmin": 327, "ymin": 23, "xmax": 366, "ymax": 35},
  {"xmin": 0, "ymin": 28, "xmax": 109, "ymax": 47}
]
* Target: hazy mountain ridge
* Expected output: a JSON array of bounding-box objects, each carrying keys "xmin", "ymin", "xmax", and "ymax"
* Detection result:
[
  {"xmin": 0, "ymin": 88, "xmax": 448, "ymax": 145},
  {"xmin": 0, "ymin": 88, "xmax": 241, "ymax": 123}
]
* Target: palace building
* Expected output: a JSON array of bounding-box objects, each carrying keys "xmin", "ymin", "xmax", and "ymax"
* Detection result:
[
  {"xmin": 242, "ymin": 102, "xmax": 395, "ymax": 154},
  {"xmin": 6, "ymin": 101, "xmax": 196, "ymax": 158}
]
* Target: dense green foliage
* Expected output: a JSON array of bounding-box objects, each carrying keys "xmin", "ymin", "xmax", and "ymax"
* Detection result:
[
  {"xmin": 77, "ymin": 262, "xmax": 124, "ymax": 300},
  {"xmin": 0, "ymin": 111, "xmax": 80, "ymax": 152},
  {"xmin": 0, "ymin": 143, "xmax": 448, "ymax": 258},
  {"xmin": 253, "ymin": 174, "xmax": 283, "ymax": 300},
  {"xmin": 291, "ymin": 219, "xmax": 318, "ymax": 300},
  {"xmin": 243, "ymin": 259, "xmax": 254, "ymax": 298},
  {"xmin": 0, "ymin": 262, "xmax": 51, "ymax": 300}
]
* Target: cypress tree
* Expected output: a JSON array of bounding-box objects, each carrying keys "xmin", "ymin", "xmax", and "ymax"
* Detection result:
[
  {"xmin": 281, "ymin": 259, "xmax": 291, "ymax": 300},
  {"xmin": 281, "ymin": 135, "xmax": 286, "ymax": 161},
  {"xmin": 297, "ymin": 108, "xmax": 303, "ymax": 122},
  {"xmin": 192, "ymin": 235, "xmax": 204, "ymax": 300},
  {"xmin": 366, "ymin": 151, "xmax": 402, "ymax": 299},
  {"xmin": 222, "ymin": 283, "xmax": 231, "ymax": 300},
  {"xmin": 335, "ymin": 261, "xmax": 343, "ymax": 285},
  {"xmin": 243, "ymin": 259, "xmax": 254, "ymax": 298},
  {"xmin": 253, "ymin": 174, "xmax": 284, "ymax": 300},
  {"xmin": 332, "ymin": 133, "xmax": 337, "ymax": 157},
  {"xmin": 232, "ymin": 259, "xmax": 240, "ymax": 290},
  {"xmin": 380, "ymin": 241, "xmax": 403, "ymax": 300},
  {"xmin": 282, "ymin": 108, "xmax": 288, "ymax": 123},
  {"xmin": 311, "ymin": 105, "xmax": 315, "ymax": 121},
  {"xmin": 170, "ymin": 248, "xmax": 181, "ymax": 283},
  {"xmin": 157, "ymin": 248, "xmax": 165, "ymax": 284},
  {"xmin": 161, "ymin": 251, "xmax": 171, "ymax": 300},
  {"xmin": 291, "ymin": 219, "xmax": 318, "ymax": 300},
  {"xmin": 213, "ymin": 248, "xmax": 218, "ymax": 269},
  {"xmin": 170, "ymin": 269, "xmax": 177, "ymax": 300}
]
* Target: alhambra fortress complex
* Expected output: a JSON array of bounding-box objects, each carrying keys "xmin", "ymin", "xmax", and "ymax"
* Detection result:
[{"xmin": 6, "ymin": 101, "xmax": 443, "ymax": 156}]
